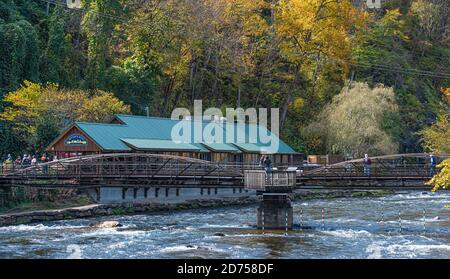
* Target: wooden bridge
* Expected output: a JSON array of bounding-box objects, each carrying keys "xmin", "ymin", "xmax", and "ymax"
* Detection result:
[{"xmin": 0, "ymin": 153, "xmax": 448, "ymax": 190}]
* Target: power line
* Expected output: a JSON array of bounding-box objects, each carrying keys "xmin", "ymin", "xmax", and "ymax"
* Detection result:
[
  {"xmin": 349, "ymin": 61, "xmax": 450, "ymax": 79},
  {"xmin": 327, "ymin": 56, "xmax": 450, "ymax": 79}
]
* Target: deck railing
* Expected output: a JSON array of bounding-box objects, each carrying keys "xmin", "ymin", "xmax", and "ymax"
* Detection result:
[{"xmin": 244, "ymin": 170, "xmax": 296, "ymax": 191}]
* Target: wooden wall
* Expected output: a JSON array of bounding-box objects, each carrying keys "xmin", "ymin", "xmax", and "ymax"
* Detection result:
[{"xmin": 47, "ymin": 126, "xmax": 102, "ymax": 153}]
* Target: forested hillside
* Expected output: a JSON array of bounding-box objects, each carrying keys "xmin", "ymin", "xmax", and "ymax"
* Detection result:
[{"xmin": 0, "ymin": 0, "xmax": 449, "ymax": 158}]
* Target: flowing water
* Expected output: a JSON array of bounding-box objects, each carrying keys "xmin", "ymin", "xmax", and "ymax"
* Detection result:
[{"xmin": 0, "ymin": 191, "xmax": 449, "ymax": 259}]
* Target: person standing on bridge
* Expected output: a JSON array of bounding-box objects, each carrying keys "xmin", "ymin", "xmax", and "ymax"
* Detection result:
[
  {"xmin": 31, "ymin": 155, "xmax": 37, "ymax": 167},
  {"xmin": 429, "ymin": 154, "xmax": 437, "ymax": 177},
  {"xmin": 264, "ymin": 156, "xmax": 273, "ymax": 172},
  {"xmin": 259, "ymin": 155, "xmax": 265, "ymax": 168},
  {"xmin": 263, "ymin": 156, "xmax": 273, "ymax": 183},
  {"xmin": 363, "ymin": 154, "xmax": 371, "ymax": 176},
  {"xmin": 21, "ymin": 154, "xmax": 30, "ymax": 168},
  {"xmin": 14, "ymin": 156, "xmax": 21, "ymax": 168},
  {"xmin": 41, "ymin": 153, "xmax": 49, "ymax": 174}
]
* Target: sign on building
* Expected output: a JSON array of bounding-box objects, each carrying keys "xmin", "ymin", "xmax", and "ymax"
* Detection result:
[{"xmin": 65, "ymin": 134, "xmax": 88, "ymax": 146}]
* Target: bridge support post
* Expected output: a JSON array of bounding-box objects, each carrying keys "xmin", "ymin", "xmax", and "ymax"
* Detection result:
[{"xmin": 257, "ymin": 193, "xmax": 293, "ymax": 230}]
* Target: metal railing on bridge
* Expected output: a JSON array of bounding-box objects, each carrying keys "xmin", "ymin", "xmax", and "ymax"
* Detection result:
[
  {"xmin": 301, "ymin": 154, "xmax": 449, "ymax": 179},
  {"xmin": 0, "ymin": 153, "xmax": 245, "ymax": 187},
  {"xmin": 244, "ymin": 170, "xmax": 297, "ymax": 191}
]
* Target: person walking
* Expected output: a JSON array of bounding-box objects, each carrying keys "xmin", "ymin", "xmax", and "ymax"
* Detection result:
[{"xmin": 363, "ymin": 154, "xmax": 371, "ymax": 176}]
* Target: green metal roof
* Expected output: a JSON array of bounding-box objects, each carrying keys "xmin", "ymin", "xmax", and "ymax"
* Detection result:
[
  {"xmin": 201, "ymin": 143, "xmax": 242, "ymax": 153},
  {"xmin": 232, "ymin": 143, "xmax": 264, "ymax": 153},
  {"xmin": 121, "ymin": 138, "xmax": 202, "ymax": 152},
  {"xmin": 75, "ymin": 123, "xmax": 132, "ymax": 151},
  {"xmin": 74, "ymin": 114, "xmax": 298, "ymax": 154}
]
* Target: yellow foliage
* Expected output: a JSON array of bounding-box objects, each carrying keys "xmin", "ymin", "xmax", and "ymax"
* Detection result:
[
  {"xmin": 275, "ymin": 0, "xmax": 367, "ymax": 68},
  {"xmin": 422, "ymin": 114, "xmax": 450, "ymax": 153},
  {"xmin": 441, "ymin": 87, "xmax": 450, "ymax": 101},
  {"xmin": 424, "ymin": 88, "xmax": 450, "ymax": 198},
  {"xmin": 426, "ymin": 158, "xmax": 450, "ymax": 192},
  {"xmin": 0, "ymin": 81, "xmax": 130, "ymax": 136},
  {"xmin": 292, "ymin": 97, "xmax": 305, "ymax": 112}
]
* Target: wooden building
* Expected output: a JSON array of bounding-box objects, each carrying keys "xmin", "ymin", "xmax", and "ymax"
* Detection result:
[{"xmin": 46, "ymin": 114, "xmax": 301, "ymax": 165}]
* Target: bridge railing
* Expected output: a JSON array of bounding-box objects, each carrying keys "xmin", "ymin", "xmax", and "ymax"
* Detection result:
[
  {"xmin": 301, "ymin": 154, "xmax": 449, "ymax": 179},
  {"xmin": 3, "ymin": 154, "xmax": 245, "ymax": 185}
]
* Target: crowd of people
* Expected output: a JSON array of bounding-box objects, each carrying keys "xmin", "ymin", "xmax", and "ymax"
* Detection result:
[{"xmin": 2, "ymin": 153, "xmax": 57, "ymax": 171}]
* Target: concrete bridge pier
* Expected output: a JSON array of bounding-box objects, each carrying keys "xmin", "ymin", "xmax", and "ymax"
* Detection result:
[{"xmin": 257, "ymin": 193, "xmax": 293, "ymax": 230}]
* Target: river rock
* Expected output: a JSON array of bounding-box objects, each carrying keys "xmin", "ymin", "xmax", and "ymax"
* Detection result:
[
  {"xmin": 213, "ymin": 233, "xmax": 225, "ymax": 237},
  {"xmin": 91, "ymin": 221, "xmax": 123, "ymax": 228}
]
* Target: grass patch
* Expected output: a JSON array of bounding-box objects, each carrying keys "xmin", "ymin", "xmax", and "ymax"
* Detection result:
[
  {"xmin": 0, "ymin": 195, "xmax": 95, "ymax": 214},
  {"xmin": 111, "ymin": 208, "xmax": 126, "ymax": 215}
]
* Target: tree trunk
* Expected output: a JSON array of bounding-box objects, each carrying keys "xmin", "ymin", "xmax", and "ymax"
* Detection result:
[{"xmin": 280, "ymin": 69, "xmax": 300, "ymax": 130}]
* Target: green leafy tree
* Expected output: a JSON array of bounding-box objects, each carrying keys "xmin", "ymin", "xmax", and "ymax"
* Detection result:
[
  {"xmin": 81, "ymin": 0, "xmax": 123, "ymax": 89},
  {"xmin": 41, "ymin": 4, "xmax": 72, "ymax": 86},
  {"xmin": 0, "ymin": 16, "xmax": 39, "ymax": 96},
  {"xmin": 303, "ymin": 82, "xmax": 400, "ymax": 158}
]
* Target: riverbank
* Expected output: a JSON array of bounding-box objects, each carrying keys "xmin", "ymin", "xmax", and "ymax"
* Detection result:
[{"xmin": 0, "ymin": 190, "xmax": 395, "ymax": 227}]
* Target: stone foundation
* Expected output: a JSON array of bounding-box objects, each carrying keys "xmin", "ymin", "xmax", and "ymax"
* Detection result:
[{"xmin": 257, "ymin": 194, "xmax": 293, "ymax": 230}]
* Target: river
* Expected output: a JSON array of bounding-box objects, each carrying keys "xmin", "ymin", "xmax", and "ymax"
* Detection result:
[{"xmin": 0, "ymin": 191, "xmax": 449, "ymax": 259}]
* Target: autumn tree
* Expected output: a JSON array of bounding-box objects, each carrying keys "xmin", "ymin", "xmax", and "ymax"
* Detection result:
[
  {"xmin": 274, "ymin": 0, "xmax": 367, "ymax": 129},
  {"xmin": 0, "ymin": 81, "xmax": 130, "ymax": 154},
  {"xmin": 423, "ymin": 87, "xmax": 450, "ymax": 192}
]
